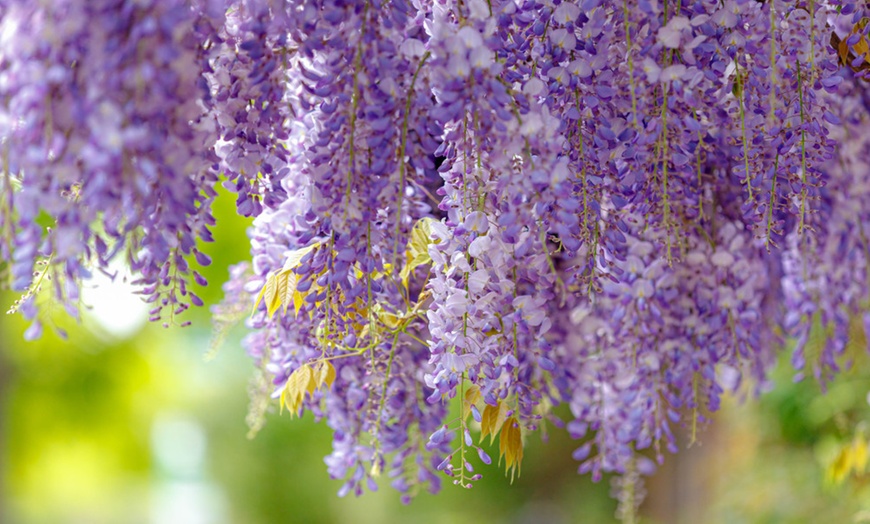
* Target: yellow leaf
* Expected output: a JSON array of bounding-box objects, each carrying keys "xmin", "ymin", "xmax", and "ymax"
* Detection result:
[
  {"xmin": 832, "ymin": 18, "xmax": 870, "ymax": 76},
  {"xmin": 827, "ymin": 445, "xmax": 853, "ymax": 485},
  {"xmin": 399, "ymin": 266, "xmax": 412, "ymax": 289},
  {"xmin": 283, "ymin": 365, "xmax": 314, "ymax": 417},
  {"xmin": 499, "ymin": 417, "xmax": 523, "ymax": 482},
  {"xmin": 264, "ymin": 273, "xmax": 279, "ymax": 313},
  {"xmin": 279, "ymin": 388, "xmax": 288, "ymax": 415},
  {"xmin": 463, "ymin": 385, "xmax": 480, "ymax": 421},
  {"xmin": 305, "ymin": 366, "xmax": 317, "ymax": 395},
  {"xmin": 314, "ymin": 361, "xmax": 326, "ymax": 388},
  {"xmin": 480, "ymin": 403, "xmax": 497, "ymax": 443},
  {"xmin": 324, "ymin": 361, "xmax": 337, "ymax": 388},
  {"xmin": 853, "ymin": 436, "xmax": 869, "ymax": 475},
  {"xmin": 253, "ymin": 282, "xmax": 268, "ymax": 315},
  {"xmin": 282, "ymin": 241, "xmax": 322, "ymax": 272},
  {"xmin": 267, "ymin": 271, "xmax": 287, "ymax": 318},
  {"xmin": 480, "ymin": 400, "xmax": 508, "ymax": 444},
  {"xmin": 408, "ymin": 217, "xmax": 437, "ymax": 256},
  {"xmin": 377, "ymin": 308, "xmax": 402, "ymax": 330},
  {"xmin": 314, "ymin": 321, "xmax": 327, "ymax": 346},
  {"xmin": 372, "ymin": 263, "xmax": 393, "ymax": 280},
  {"xmin": 267, "ymin": 241, "xmax": 321, "ymax": 318},
  {"xmin": 400, "ymin": 218, "xmax": 436, "ymax": 288},
  {"xmin": 410, "ymin": 252, "xmax": 431, "ymax": 268},
  {"xmin": 315, "ymin": 360, "xmax": 336, "ymax": 389},
  {"xmin": 252, "ymin": 272, "xmax": 278, "ymax": 317},
  {"xmin": 280, "ymin": 270, "xmax": 299, "ymax": 315},
  {"xmin": 293, "ymin": 289, "xmax": 305, "ymax": 318}
]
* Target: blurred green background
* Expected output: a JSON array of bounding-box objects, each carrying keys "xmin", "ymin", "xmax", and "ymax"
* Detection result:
[{"xmin": 2, "ymin": 188, "xmax": 870, "ymax": 524}]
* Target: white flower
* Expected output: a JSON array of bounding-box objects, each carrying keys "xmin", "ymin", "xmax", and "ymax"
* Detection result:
[
  {"xmin": 467, "ymin": 269, "xmax": 490, "ymax": 294},
  {"xmin": 711, "ymin": 249, "xmax": 735, "ymax": 268},
  {"xmin": 523, "ymin": 77, "xmax": 546, "ymax": 96},
  {"xmin": 553, "ymin": 3, "xmax": 580, "ymax": 24},
  {"xmin": 641, "ymin": 57, "xmax": 661, "ymax": 83},
  {"xmin": 469, "ymin": 235, "xmax": 491, "ymax": 258},
  {"xmin": 400, "ymin": 38, "xmax": 426, "ymax": 58},
  {"xmin": 550, "ymin": 28, "xmax": 576, "ymax": 51},
  {"xmin": 660, "ymin": 64, "xmax": 687, "ymax": 84},
  {"xmin": 657, "ymin": 16, "xmax": 690, "ymax": 49},
  {"xmin": 470, "ymin": 46, "xmax": 494, "ymax": 69},
  {"xmin": 468, "ymin": 0, "xmax": 489, "ymax": 20}
]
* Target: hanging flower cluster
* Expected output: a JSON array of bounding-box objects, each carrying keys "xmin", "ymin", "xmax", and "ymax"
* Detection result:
[
  {"xmin": 4, "ymin": 0, "xmax": 870, "ymax": 512},
  {"xmin": 0, "ymin": 0, "xmax": 226, "ymax": 336}
]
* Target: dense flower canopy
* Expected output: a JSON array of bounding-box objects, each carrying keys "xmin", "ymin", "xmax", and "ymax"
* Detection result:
[{"xmin": 3, "ymin": 0, "xmax": 870, "ymax": 512}]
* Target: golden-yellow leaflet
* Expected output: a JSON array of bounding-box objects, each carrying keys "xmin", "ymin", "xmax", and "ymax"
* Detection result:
[
  {"xmin": 399, "ymin": 217, "xmax": 437, "ymax": 288},
  {"xmin": 480, "ymin": 400, "xmax": 509, "ymax": 445},
  {"xmin": 499, "ymin": 417, "xmax": 523, "ymax": 482},
  {"xmin": 252, "ymin": 241, "xmax": 323, "ymax": 318}
]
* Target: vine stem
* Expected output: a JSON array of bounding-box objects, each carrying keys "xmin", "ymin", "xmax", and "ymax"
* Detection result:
[
  {"xmin": 796, "ymin": 61, "xmax": 809, "ymax": 237},
  {"xmin": 345, "ymin": 1, "xmax": 370, "ymax": 216},
  {"xmin": 457, "ymin": 374, "xmax": 468, "ymax": 488},
  {"xmin": 623, "ymin": 0, "xmax": 639, "ymax": 129},
  {"xmin": 393, "ymin": 51, "xmax": 431, "ymax": 267},
  {"xmin": 736, "ymin": 59, "xmax": 753, "ymax": 203},
  {"xmin": 765, "ymin": 153, "xmax": 779, "ymax": 251},
  {"xmin": 659, "ymin": 82, "xmax": 673, "ymax": 263},
  {"xmin": 372, "ymin": 331, "xmax": 400, "ymax": 466},
  {"xmin": 767, "ymin": 0, "xmax": 777, "ymax": 127}
]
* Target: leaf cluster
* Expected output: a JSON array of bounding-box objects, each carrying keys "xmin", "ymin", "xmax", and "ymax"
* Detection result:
[
  {"xmin": 279, "ymin": 361, "xmax": 337, "ymax": 417},
  {"xmin": 252, "ymin": 241, "xmax": 322, "ymax": 318},
  {"xmin": 464, "ymin": 385, "xmax": 524, "ymax": 482}
]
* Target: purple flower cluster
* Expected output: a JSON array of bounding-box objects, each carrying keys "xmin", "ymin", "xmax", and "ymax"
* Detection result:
[
  {"xmin": 5, "ymin": 0, "xmax": 870, "ymax": 512},
  {"xmin": 1, "ymin": 0, "xmax": 225, "ymax": 334}
]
